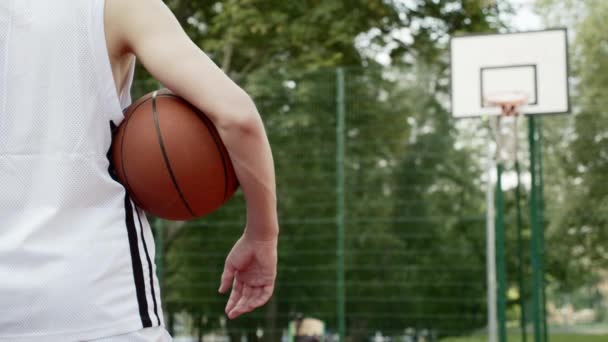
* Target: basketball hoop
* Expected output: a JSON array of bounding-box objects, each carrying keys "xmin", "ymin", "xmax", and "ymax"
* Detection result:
[
  {"xmin": 484, "ymin": 91, "xmax": 527, "ymax": 165},
  {"xmin": 484, "ymin": 91, "xmax": 528, "ymax": 117}
]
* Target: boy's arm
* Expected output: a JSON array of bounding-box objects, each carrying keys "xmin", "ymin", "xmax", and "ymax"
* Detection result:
[
  {"xmin": 105, "ymin": 0, "xmax": 278, "ymax": 318},
  {"xmin": 107, "ymin": 0, "xmax": 278, "ymax": 240}
]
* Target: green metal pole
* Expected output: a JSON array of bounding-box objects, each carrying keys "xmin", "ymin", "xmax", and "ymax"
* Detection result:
[
  {"xmin": 495, "ymin": 163, "xmax": 508, "ymax": 342},
  {"xmin": 536, "ymin": 119, "xmax": 548, "ymax": 342},
  {"xmin": 528, "ymin": 117, "xmax": 542, "ymax": 342},
  {"xmin": 336, "ymin": 67, "xmax": 347, "ymax": 341},
  {"xmin": 515, "ymin": 160, "xmax": 527, "ymax": 342}
]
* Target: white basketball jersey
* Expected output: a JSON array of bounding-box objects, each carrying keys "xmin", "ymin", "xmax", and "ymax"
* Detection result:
[{"xmin": 0, "ymin": 0, "xmax": 164, "ymax": 340}]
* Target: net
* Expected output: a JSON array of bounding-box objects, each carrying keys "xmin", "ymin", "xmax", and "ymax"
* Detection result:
[{"xmin": 484, "ymin": 91, "xmax": 528, "ymax": 117}]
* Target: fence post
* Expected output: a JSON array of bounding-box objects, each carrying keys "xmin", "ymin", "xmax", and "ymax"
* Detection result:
[
  {"xmin": 336, "ymin": 67, "xmax": 347, "ymax": 341},
  {"xmin": 515, "ymin": 160, "xmax": 527, "ymax": 342},
  {"xmin": 536, "ymin": 119, "xmax": 548, "ymax": 342},
  {"xmin": 528, "ymin": 117, "xmax": 545, "ymax": 342}
]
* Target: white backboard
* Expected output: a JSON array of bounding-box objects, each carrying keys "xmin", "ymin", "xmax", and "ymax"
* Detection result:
[{"xmin": 450, "ymin": 29, "xmax": 570, "ymax": 118}]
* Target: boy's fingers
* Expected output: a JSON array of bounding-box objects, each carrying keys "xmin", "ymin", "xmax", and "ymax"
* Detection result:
[
  {"xmin": 225, "ymin": 280, "xmax": 242, "ymax": 315},
  {"xmin": 228, "ymin": 285, "xmax": 253, "ymax": 319},
  {"xmin": 219, "ymin": 264, "xmax": 236, "ymax": 293}
]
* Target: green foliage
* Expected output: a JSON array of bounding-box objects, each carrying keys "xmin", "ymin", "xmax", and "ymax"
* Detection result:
[
  {"xmin": 165, "ymin": 0, "xmax": 402, "ymax": 79},
  {"xmin": 161, "ymin": 0, "xmax": 508, "ymax": 85}
]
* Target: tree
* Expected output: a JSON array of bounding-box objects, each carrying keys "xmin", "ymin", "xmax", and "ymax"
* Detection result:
[{"xmin": 164, "ymin": 0, "xmax": 401, "ymax": 78}]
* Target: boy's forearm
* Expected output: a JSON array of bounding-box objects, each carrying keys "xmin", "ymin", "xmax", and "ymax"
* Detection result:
[{"xmin": 218, "ymin": 114, "xmax": 279, "ymax": 241}]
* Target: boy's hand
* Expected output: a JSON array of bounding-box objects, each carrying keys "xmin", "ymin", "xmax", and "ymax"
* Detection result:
[{"xmin": 218, "ymin": 231, "xmax": 277, "ymax": 319}]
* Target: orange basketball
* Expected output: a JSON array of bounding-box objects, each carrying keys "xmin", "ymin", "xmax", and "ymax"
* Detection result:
[{"xmin": 111, "ymin": 89, "xmax": 239, "ymax": 220}]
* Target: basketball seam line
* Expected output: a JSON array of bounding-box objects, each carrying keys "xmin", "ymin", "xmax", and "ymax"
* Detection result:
[
  {"xmin": 161, "ymin": 92, "xmax": 231, "ymax": 203},
  {"xmin": 151, "ymin": 91, "xmax": 197, "ymax": 218}
]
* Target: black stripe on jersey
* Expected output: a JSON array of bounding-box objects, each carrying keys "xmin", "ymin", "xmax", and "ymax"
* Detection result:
[
  {"xmin": 135, "ymin": 207, "xmax": 161, "ymax": 326},
  {"xmin": 124, "ymin": 196, "xmax": 153, "ymax": 328}
]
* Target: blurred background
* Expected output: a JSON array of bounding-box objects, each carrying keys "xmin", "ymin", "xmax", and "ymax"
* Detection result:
[{"xmin": 133, "ymin": 0, "xmax": 608, "ymax": 341}]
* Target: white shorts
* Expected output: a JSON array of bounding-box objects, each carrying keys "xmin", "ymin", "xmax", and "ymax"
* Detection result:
[{"xmin": 88, "ymin": 327, "xmax": 173, "ymax": 342}]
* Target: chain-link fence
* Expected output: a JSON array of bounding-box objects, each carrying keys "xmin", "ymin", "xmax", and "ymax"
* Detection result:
[
  {"xmin": 134, "ymin": 66, "xmax": 489, "ymax": 341},
  {"xmin": 130, "ymin": 65, "xmax": 606, "ymax": 341}
]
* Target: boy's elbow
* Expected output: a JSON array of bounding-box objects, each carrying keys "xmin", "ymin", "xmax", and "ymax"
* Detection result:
[{"xmin": 216, "ymin": 93, "xmax": 262, "ymax": 135}]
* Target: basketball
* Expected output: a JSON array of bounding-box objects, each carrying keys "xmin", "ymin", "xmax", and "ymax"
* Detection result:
[{"xmin": 111, "ymin": 89, "xmax": 239, "ymax": 220}]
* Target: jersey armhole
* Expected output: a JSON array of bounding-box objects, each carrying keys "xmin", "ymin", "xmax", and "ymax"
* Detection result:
[
  {"xmin": 87, "ymin": 0, "xmax": 131, "ymax": 119},
  {"xmin": 120, "ymin": 56, "xmax": 137, "ymax": 107}
]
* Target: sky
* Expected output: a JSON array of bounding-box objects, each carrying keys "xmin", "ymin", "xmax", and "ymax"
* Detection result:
[{"xmin": 509, "ymin": 0, "xmax": 543, "ymax": 30}]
